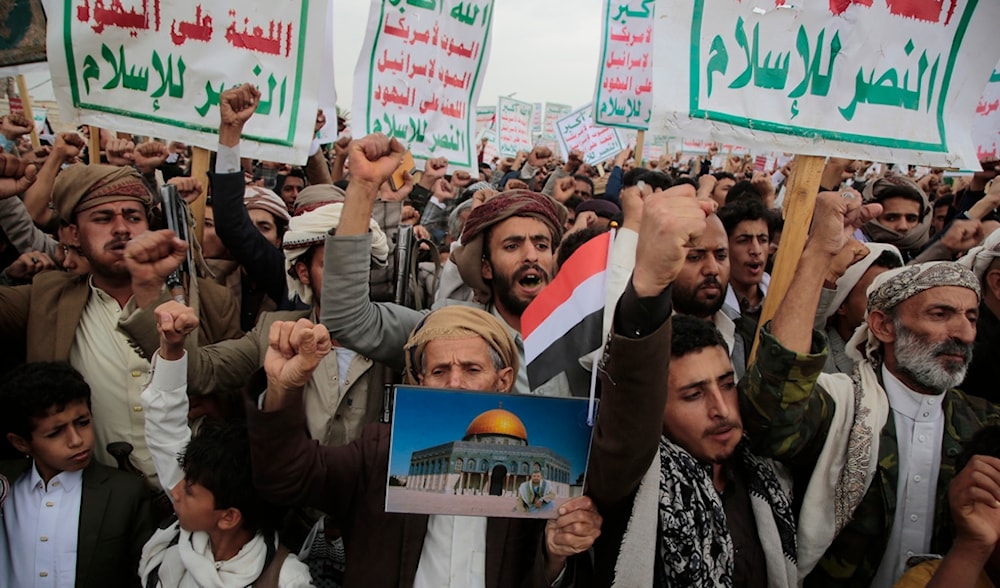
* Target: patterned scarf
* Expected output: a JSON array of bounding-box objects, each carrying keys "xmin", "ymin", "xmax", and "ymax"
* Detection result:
[{"xmin": 656, "ymin": 437, "xmax": 797, "ymax": 587}]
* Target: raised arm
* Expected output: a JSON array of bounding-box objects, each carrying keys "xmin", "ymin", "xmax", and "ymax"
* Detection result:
[
  {"xmin": 740, "ymin": 189, "xmax": 882, "ymax": 462},
  {"xmin": 588, "ymin": 183, "xmax": 713, "ymax": 506},
  {"xmin": 320, "ymin": 133, "xmax": 428, "ymax": 369},
  {"xmin": 140, "ymin": 301, "xmax": 200, "ymax": 495},
  {"xmin": 212, "ymin": 84, "xmax": 289, "ymax": 304},
  {"xmin": 22, "ymin": 133, "xmax": 84, "ymax": 225},
  {"xmin": 248, "ymin": 318, "xmax": 371, "ymax": 520}
]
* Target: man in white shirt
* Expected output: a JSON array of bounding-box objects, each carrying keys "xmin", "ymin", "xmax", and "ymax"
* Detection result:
[{"xmin": 0, "ymin": 361, "xmax": 153, "ymax": 588}]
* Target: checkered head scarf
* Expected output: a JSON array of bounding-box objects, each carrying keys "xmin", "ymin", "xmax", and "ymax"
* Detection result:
[
  {"xmin": 402, "ymin": 306, "xmax": 518, "ymax": 388},
  {"xmin": 845, "ymin": 261, "xmax": 980, "ymax": 362},
  {"xmin": 450, "ymin": 190, "xmax": 563, "ymax": 303}
]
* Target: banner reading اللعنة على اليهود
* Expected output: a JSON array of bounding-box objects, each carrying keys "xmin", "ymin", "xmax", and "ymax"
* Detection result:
[
  {"xmin": 649, "ymin": 0, "xmax": 1000, "ymax": 169},
  {"xmin": 47, "ymin": 0, "xmax": 332, "ymax": 164}
]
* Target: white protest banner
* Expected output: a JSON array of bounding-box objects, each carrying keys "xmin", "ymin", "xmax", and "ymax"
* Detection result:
[
  {"xmin": 476, "ymin": 105, "xmax": 496, "ymax": 135},
  {"xmin": 972, "ymin": 64, "xmax": 1000, "ymax": 162},
  {"xmin": 720, "ymin": 143, "xmax": 750, "ymax": 156},
  {"xmin": 534, "ymin": 133, "xmax": 560, "ymax": 154},
  {"xmin": 531, "ymin": 102, "xmax": 542, "ymax": 133},
  {"xmin": 477, "ymin": 127, "xmax": 498, "ymax": 164},
  {"xmin": 496, "ymin": 95, "xmax": 533, "ymax": 157},
  {"xmin": 555, "ymin": 104, "xmax": 624, "ymax": 165},
  {"xmin": 315, "ymin": 9, "xmax": 339, "ymax": 145},
  {"xmin": 681, "ymin": 138, "xmax": 716, "ymax": 154},
  {"xmin": 32, "ymin": 106, "xmax": 47, "ymax": 135},
  {"xmin": 594, "ymin": 0, "xmax": 654, "ymax": 129},
  {"xmin": 354, "ymin": 0, "xmax": 493, "ymax": 169},
  {"xmin": 47, "ymin": 1, "xmax": 328, "ymax": 163},
  {"xmin": 651, "ymin": 0, "xmax": 1000, "ymax": 168},
  {"xmin": 644, "ymin": 141, "xmax": 665, "ymax": 162},
  {"xmin": 543, "ymin": 102, "xmax": 571, "ymax": 135}
]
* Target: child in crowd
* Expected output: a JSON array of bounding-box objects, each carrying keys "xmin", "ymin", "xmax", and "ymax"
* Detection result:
[
  {"xmin": 138, "ymin": 304, "xmax": 313, "ymax": 587},
  {"xmin": 0, "ymin": 362, "xmax": 154, "ymax": 588}
]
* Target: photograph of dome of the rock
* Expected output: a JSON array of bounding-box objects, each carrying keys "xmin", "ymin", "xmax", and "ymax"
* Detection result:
[{"xmin": 385, "ymin": 385, "xmax": 595, "ymax": 519}]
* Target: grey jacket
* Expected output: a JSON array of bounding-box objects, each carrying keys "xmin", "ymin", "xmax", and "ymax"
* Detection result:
[{"xmin": 320, "ymin": 232, "xmax": 577, "ymax": 397}]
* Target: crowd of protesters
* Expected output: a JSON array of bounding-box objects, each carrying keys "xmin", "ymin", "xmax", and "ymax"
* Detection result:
[{"xmin": 0, "ymin": 80, "xmax": 998, "ymax": 588}]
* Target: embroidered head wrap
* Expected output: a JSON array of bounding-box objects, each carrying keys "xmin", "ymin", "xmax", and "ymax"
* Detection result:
[
  {"xmin": 292, "ymin": 184, "xmax": 347, "ymax": 216},
  {"xmin": 845, "ymin": 261, "xmax": 980, "ymax": 361},
  {"xmin": 244, "ymin": 186, "xmax": 290, "ymax": 222},
  {"xmin": 818, "ymin": 243, "xmax": 904, "ymax": 324}
]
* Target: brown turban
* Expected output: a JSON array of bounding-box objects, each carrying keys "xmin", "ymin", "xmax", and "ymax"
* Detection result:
[
  {"xmin": 450, "ymin": 190, "xmax": 564, "ymax": 303},
  {"xmin": 402, "ymin": 305, "xmax": 518, "ymax": 388},
  {"xmin": 293, "ymin": 184, "xmax": 347, "ymax": 216},
  {"xmin": 53, "ymin": 164, "xmax": 152, "ymax": 223}
]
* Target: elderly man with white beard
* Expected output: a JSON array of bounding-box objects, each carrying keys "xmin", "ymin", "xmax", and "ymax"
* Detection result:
[{"xmin": 739, "ymin": 189, "xmax": 1000, "ymax": 588}]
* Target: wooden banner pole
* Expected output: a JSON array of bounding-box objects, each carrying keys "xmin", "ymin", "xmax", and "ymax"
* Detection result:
[
  {"xmin": 14, "ymin": 75, "xmax": 40, "ymax": 150},
  {"xmin": 189, "ymin": 147, "xmax": 211, "ymax": 243},
  {"xmin": 747, "ymin": 154, "xmax": 827, "ymax": 364},
  {"xmin": 634, "ymin": 130, "xmax": 645, "ymax": 168},
  {"xmin": 88, "ymin": 126, "xmax": 102, "ymax": 164}
]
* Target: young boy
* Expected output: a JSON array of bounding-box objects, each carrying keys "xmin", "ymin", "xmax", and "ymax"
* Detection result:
[
  {"xmin": 138, "ymin": 304, "xmax": 313, "ymax": 587},
  {"xmin": 0, "ymin": 361, "xmax": 154, "ymax": 588}
]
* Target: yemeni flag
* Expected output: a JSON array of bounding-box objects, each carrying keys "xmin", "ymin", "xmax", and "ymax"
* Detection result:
[{"xmin": 522, "ymin": 230, "xmax": 612, "ymax": 391}]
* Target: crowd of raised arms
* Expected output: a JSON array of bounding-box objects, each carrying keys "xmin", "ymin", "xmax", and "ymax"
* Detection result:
[{"xmin": 0, "ymin": 81, "xmax": 998, "ymax": 588}]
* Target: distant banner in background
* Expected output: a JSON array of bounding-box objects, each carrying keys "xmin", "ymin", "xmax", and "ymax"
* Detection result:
[
  {"xmin": 543, "ymin": 102, "xmax": 571, "ymax": 136},
  {"xmin": 475, "ymin": 105, "xmax": 496, "ymax": 135},
  {"xmin": 555, "ymin": 103, "xmax": 624, "ymax": 165},
  {"xmin": 496, "ymin": 95, "xmax": 533, "ymax": 158},
  {"xmin": 972, "ymin": 63, "xmax": 1000, "ymax": 162},
  {"xmin": 593, "ymin": 0, "xmax": 654, "ymax": 130}
]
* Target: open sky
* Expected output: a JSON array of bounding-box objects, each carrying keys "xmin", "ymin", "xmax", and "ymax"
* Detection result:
[
  {"xmin": 388, "ymin": 386, "xmax": 594, "ymax": 481},
  {"xmin": 332, "ymin": 0, "xmax": 604, "ymax": 113}
]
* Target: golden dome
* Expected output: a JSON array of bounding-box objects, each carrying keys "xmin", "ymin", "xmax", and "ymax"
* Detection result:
[{"xmin": 464, "ymin": 408, "xmax": 528, "ymax": 442}]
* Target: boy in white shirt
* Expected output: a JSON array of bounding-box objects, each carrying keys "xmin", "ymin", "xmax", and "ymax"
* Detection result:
[
  {"xmin": 0, "ymin": 361, "xmax": 153, "ymax": 588},
  {"xmin": 138, "ymin": 303, "xmax": 313, "ymax": 588}
]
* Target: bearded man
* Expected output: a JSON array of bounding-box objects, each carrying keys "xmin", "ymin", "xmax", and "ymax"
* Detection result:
[{"xmin": 740, "ymin": 189, "xmax": 1000, "ymax": 587}]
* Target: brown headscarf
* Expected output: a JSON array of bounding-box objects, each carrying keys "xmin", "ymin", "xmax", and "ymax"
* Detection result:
[
  {"xmin": 450, "ymin": 190, "xmax": 564, "ymax": 303},
  {"xmin": 293, "ymin": 184, "xmax": 347, "ymax": 216},
  {"xmin": 860, "ymin": 175, "xmax": 931, "ymax": 256},
  {"xmin": 402, "ymin": 306, "xmax": 518, "ymax": 388},
  {"xmin": 52, "ymin": 163, "xmax": 152, "ymax": 223}
]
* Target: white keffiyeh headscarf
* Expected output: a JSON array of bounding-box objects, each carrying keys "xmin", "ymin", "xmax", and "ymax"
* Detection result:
[
  {"xmin": 957, "ymin": 227, "xmax": 1000, "ymax": 282},
  {"xmin": 139, "ymin": 521, "xmax": 312, "ymax": 587},
  {"xmin": 282, "ymin": 202, "xmax": 389, "ymax": 305}
]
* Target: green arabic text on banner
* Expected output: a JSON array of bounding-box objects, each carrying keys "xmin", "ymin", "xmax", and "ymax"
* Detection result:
[{"xmin": 650, "ymin": 0, "xmax": 1000, "ymax": 168}]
